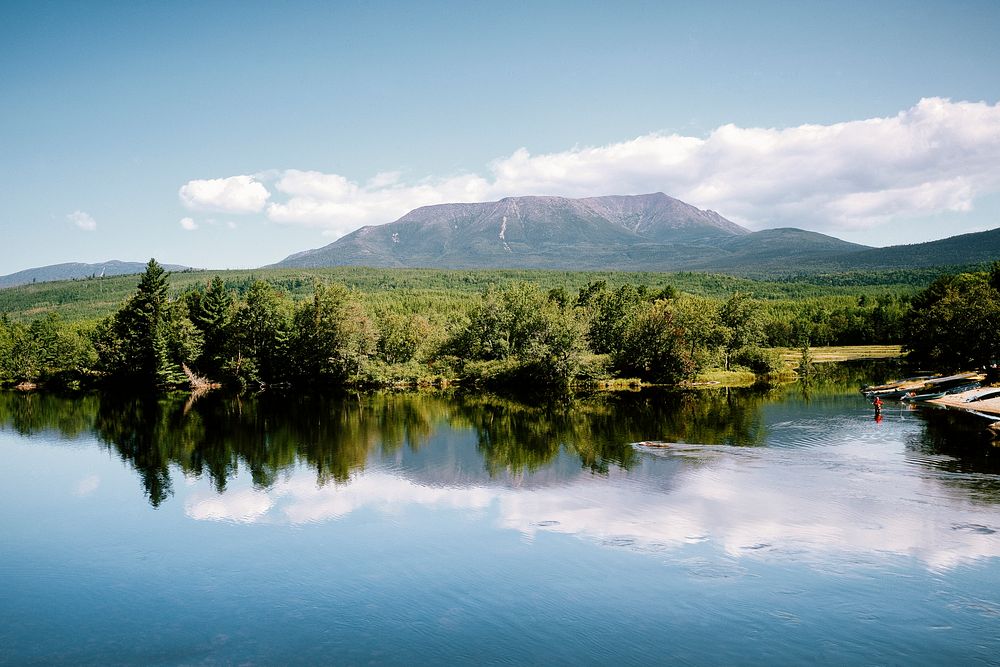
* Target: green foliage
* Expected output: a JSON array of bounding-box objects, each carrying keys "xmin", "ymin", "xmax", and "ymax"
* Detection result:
[
  {"xmin": 671, "ymin": 295, "xmax": 725, "ymax": 367},
  {"xmin": 376, "ymin": 312, "xmax": 433, "ymax": 364},
  {"xmin": 229, "ymin": 280, "xmax": 290, "ymax": 387},
  {"xmin": 904, "ymin": 269, "xmax": 1000, "ymax": 370},
  {"xmin": 0, "ymin": 313, "xmax": 92, "ymax": 386},
  {"xmin": 290, "ymin": 283, "xmax": 376, "ymax": 384},
  {"xmin": 0, "ymin": 263, "xmax": 937, "ymax": 392},
  {"xmin": 732, "ymin": 346, "xmax": 783, "ymax": 375},
  {"xmin": 990, "ymin": 261, "xmax": 1000, "ymax": 292},
  {"xmin": 187, "ymin": 276, "xmax": 234, "ymax": 377},
  {"xmin": 799, "ymin": 339, "xmax": 814, "ymax": 376},
  {"xmin": 91, "ymin": 259, "xmax": 198, "ymax": 388},
  {"xmin": 584, "ymin": 283, "xmax": 647, "ymax": 355},
  {"xmin": 612, "ymin": 300, "xmax": 696, "ymax": 383},
  {"xmin": 718, "ymin": 292, "xmax": 765, "ymax": 370},
  {"xmin": 0, "ymin": 265, "xmax": 928, "ymax": 327},
  {"xmin": 447, "ymin": 283, "xmax": 588, "ymax": 388},
  {"xmin": 517, "ymin": 302, "xmax": 589, "ymax": 388}
]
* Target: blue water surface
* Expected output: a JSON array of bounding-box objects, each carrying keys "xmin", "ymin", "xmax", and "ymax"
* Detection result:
[{"xmin": 1, "ymin": 372, "xmax": 999, "ymax": 665}]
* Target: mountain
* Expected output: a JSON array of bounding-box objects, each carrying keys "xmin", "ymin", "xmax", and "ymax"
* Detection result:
[
  {"xmin": 0, "ymin": 261, "xmax": 191, "ymax": 289},
  {"xmin": 272, "ymin": 193, "xmax": 868, "ymax": 272},
  {"xmin": 814, "ymin": 227, "xmax": 1000, "ymax": 271}
]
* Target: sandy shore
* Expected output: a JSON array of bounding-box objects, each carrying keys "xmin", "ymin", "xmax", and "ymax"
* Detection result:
[{"xmin": 929, "ymin": 388, "xmax": 1000, "ymax": 418}]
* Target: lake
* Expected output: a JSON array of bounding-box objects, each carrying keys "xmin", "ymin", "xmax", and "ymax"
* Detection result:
[{"xmin": 2, "ymin": 363, "xmax": 999, "ymax": 665}]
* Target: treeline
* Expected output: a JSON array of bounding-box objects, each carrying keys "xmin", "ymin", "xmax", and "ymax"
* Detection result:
[
  {"xmin": 903, "ymin": 263, "xmax": 1000, "ymax": 370},
  {"xmin": 0, "ymin": 264, "xmax": 923, "ymax": 325},
  {"xmin": 0, "ymin": 259, "xmax": 915, "ymax": 392}
]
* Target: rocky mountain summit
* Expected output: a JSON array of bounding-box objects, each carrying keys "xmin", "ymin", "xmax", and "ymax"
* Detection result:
[{"xmin": 273, "ymin": 192, "xmax": 867, "ymax": 272}]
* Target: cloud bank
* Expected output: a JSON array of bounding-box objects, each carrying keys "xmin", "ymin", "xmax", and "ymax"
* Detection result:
[{"xmin": 179, "ymin": 98, "xmax": 1000, "ymax": 238}]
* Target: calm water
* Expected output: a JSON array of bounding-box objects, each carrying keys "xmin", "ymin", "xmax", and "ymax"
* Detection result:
[{"xmin": 2, "ymin": 364, "xmax": 1000, "ymax": 665}]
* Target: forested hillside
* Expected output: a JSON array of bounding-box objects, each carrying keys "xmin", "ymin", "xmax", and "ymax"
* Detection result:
[
  {"xmin": 0, "ymin": 260, "xmax": 919, "ymax": 393},
  {"xmin": 0, "ymin": 264, "xmax": 937, "ymax": 326}
]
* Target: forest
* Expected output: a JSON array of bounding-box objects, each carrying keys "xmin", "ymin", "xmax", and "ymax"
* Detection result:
[{"xmin": 0, "ymin": 259, "xmax": 994, "ymax": 393}]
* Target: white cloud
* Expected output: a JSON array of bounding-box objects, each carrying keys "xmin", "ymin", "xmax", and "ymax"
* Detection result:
[
  {"xmin": 178, "ymin": 175, "xmax": 270, "ymax": 213},
  {"xmin": 68, "ymin": 210, "xmax": 97, "ymax": 231},
  {"xmin": 179, "ymin": 217, "xmax": 198, "ymax": 231},
  {"xmin": 182, "ymin": 98, "xmax": 1000, "ymax": 237}
]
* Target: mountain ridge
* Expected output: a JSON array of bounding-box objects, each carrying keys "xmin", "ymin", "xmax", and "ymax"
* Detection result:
[
  {"xmin": 0, "ymin": 260, "xmax": 191, "ymax": 289},
  {"xmin": 5, "ymin": 194, "xmax": 998, "ymax": 288},
  {"xmin": 271, "ymin": 192, "xmax": 870, "ymax": 272}
]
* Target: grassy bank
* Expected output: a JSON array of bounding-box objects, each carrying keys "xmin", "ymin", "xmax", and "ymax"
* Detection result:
[{"xmin": 776, "ymin": 345, "xmax": 904, "ymax": 367}]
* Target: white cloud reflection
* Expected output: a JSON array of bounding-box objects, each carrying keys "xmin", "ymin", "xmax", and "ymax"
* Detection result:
[
  {"xmin": 73, "ymin": 474, "xmax": 100, "ymax": 497},
  {"xmin": 183, "ymin": 445, "xmax": 1000, "ymax": 572}
]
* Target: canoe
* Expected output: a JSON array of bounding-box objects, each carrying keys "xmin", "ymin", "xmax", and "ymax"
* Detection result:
[
  {"xmin": 902, "ymin": 391, "xmax": 948, "ymax": 403},
  {"xmin": 942, "ymin": 382, "xmax": 982, "ymax": 395},
  {"xmin": 965, "ymin": 388, "xmax": 1000, "ymax": 403},
  {"xmin": 862, "ymin": 373, "xmax": 986, "ymax": 401},
  {"xmin": 967, "ymin": 410, "xmax": 1000, "ymax": 422}
]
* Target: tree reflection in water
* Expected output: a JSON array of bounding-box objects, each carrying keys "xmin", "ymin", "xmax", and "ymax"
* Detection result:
[{"xmin": 2, "ymin": 361, "xmax": 993, "ymax": 507}]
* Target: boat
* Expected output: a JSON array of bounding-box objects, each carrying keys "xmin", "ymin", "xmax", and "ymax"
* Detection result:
[
  {"xmin": 942, "ymin": 382, "xmax": 983, "ymax": 395},
  {"xmin": 862, "ymin": 372, "xmax": 986, "ymax": 401},
  {"xmin": 965, "ymin": 388, "xmax": 1000, "ymax": 403},
  {"xmin": 902, "ymin": 391, "xmax": 947, "ymax": 403}
]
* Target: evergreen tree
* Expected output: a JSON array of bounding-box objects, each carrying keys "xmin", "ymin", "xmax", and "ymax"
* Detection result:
[
  {"xmin": 189, "ymin": 276, "xmax": 234, "ymax": 377},
  {"xmin": 92, "ymin": 259, "xmax": 197, "ymax": 389},
  {"xmin": 799, "ymin": 337, "xmax": 814, "ymax": 376},
  {"xmin": 230, "ymin": 280, "xmax": 290, "ymax": 386}
]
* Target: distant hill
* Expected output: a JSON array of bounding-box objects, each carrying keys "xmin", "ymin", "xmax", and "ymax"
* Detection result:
[
  {"xmin": 817, "ymin": 227, "xmax": 1000, "ymax": 271},
  {"xmin": 0, "ymin": 261, "xmax": 191, "ymax": 289},
  {"xmin": 272, "ymin": 193, "xmax": 867, "ymax": 271}
]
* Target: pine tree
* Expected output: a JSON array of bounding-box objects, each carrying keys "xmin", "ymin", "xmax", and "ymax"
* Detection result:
[
  {"xmin": 92, "ymin": 259, "xmax": 195, "ymax": 389},
  {"xmin": 190, "ymin": 276, "xmax": 233, "ymax": 377},
  {"xmin": 230, "ymin": 280, "xmax": 289, "ymax": 386},
  {"xmin": 799, "ymin": 337, "xmax": 814, "ymax": 376}
]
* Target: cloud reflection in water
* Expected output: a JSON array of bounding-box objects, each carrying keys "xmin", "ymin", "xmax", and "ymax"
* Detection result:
[{"xmin": 184, "ymin": 440, "xmax": 1000, "ymax": 572}]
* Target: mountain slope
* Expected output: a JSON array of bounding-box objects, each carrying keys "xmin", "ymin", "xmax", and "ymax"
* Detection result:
[
  {"xmin": 823, "ymin": 227, "xmax": 1000, "ymax": 270},
  {"xmin": 0, "ymin": 261, "xmax": 191, "ymax": 289},
  {"xmin": 275, "ymin": 193, "xmax": 750, "ymax": 269},
  {"xmin": 272, "ymin": 193, "xmax": 872, "ymax": 272},
  {"xmin": 576, "ymin": 193, "xmax": 747, "ymax": 242},
  {"xmin": 695, "ymin": 228, "xmax": 871, "ymax": 270},
  {"xmin": 716, "ymin": 226, "xmax": 1000, "ymax": 275}
]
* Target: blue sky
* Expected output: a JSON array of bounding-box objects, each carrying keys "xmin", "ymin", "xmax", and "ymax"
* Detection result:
[{"xmin": 2, "ymin": 0, "xmax": 999, "ymax": 274}]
